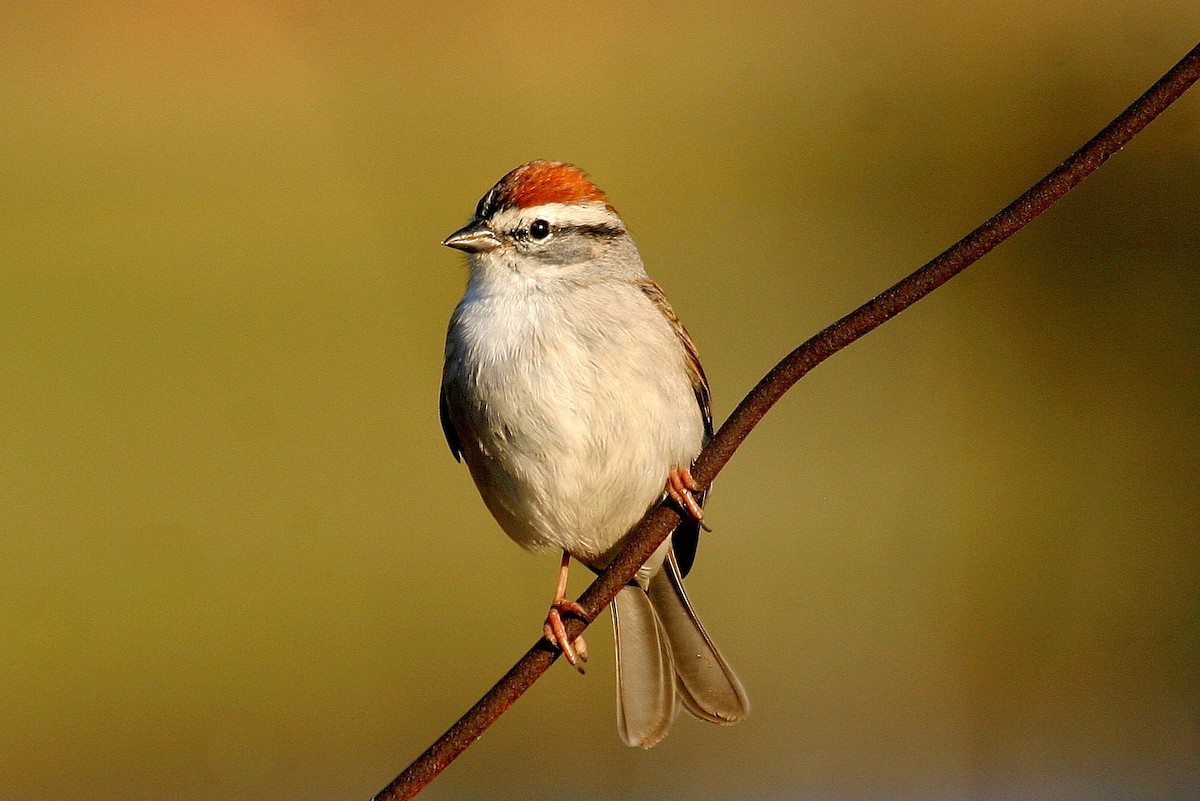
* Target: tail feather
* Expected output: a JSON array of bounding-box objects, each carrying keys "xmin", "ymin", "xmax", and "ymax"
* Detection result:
[
  {"xmin": 612, "ymin": 584, "xmax": 678, "ymax": 748},
  {"xmin": 648, "ymin": 551, "xmax": 750, "ymax": 724},
  {"xmin": 611, "ymin": 550, "xmax": 749, "ymax": 748}
]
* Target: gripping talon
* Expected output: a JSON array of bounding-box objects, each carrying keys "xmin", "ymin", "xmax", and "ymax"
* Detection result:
[
  {"xmin": 545, "ymin": 603, "xmax": 590, "ymax": 672},
  {"xmin": 666, "ymin": 467, "xmax": 705, "ymax": 521},
  {"xmin": 544, "ymin": 551, "xmax": 590, "ymax": 673}
]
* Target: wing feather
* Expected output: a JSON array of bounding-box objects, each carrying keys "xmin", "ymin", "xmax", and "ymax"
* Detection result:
[
  {"xmin": 636, "ymin": 280, "xmax": 712, "ymax": 439},
  {"xmin": 636, "ymin": 280, "xmax": 711, "ymax": 577},
  {"xmin": 439, "ymin": 386, "xmax": 463, "ymax": 462}
]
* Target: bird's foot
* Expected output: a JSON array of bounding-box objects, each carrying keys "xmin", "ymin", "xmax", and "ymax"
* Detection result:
[
  {"xmin": 544, "ymin": 599, "xmax": 590, "ymax": 672},
  {"xmin": 544, "ymin": 551, "xmax": 590, "ymax": 673},
  {"xmin": 666, "ymin": 466, "xmax": 705, "ymax": 521}
]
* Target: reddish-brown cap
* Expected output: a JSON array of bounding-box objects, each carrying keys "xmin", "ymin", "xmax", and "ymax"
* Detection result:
[{"xmin": 476, "ymin": 161, "xmax": 611, "ymax": 219}]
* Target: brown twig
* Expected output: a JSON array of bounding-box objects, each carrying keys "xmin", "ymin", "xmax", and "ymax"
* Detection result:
[{"xmin": 374, "ymin": 42, "xmax": 1200, "ymax": 801}]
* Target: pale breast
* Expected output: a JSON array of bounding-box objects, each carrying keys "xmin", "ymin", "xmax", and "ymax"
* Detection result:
[{"xmin": 444, "ymin": 280, "xmax": 705, "ymax": 563}]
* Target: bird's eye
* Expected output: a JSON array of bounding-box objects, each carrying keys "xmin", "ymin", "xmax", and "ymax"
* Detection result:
[{"xmin": 529, "ymin": 219, "xmax": 551, "ymax": 240}]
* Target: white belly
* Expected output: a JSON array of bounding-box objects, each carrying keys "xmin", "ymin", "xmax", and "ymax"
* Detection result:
[{"xmin": 444, "ymin": 281, "xmax": 705, "ymax": 566}]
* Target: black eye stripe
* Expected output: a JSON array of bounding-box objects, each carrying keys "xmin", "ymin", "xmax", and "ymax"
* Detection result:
[
  {"xmin": 572, "ymin": 223, "xmax": 625, "ymax": 238},
  {"xmin": 507, "ymin": 221, "xmax": 625, "ymax": 241}
]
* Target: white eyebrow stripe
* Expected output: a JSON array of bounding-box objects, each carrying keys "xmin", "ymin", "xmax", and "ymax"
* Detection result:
[{"xmin": 490, "ymin": 202, "xmax": 623, "ymax": 233}]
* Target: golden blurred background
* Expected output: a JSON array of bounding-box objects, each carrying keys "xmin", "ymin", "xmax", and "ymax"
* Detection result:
[{"xmin": 2, "ymin": 3, "xmax": 1198, "ymax": 800}]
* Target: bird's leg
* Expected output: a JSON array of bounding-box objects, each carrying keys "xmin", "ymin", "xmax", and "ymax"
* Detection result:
[
  {"xmin": 666, "ymin": 466, "xmax": 705, "ymax": 521},
  {"xmin": 543, "ymin": 550, "xmax": 590, "ymax": 673}
]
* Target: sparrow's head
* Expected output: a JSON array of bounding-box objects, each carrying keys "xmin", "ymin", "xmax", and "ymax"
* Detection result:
[{"xmin": 443, "ymin": 161, "xmax": 642, "ymax": 279}]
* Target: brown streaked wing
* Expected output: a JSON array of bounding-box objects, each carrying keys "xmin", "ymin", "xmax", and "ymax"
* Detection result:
[
  {"xmin": 439, "ymin": 386, "xmax": 463, "ymax": 462},
  {"xmin": 636, "ymin": 279, "xmax": 711, "ymax": 577},
  {"xmin": 635, "ymin": 280, "xmax": 712, "ymax": 438}
]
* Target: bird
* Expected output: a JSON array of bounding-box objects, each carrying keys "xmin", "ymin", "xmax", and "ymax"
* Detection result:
[{"xmin": 439, "ymin": 160, "xmax": 748, "ymax": 748}]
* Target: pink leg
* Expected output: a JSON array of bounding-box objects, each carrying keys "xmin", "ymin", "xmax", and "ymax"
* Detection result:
[
  {"xmin": 543, "ymin": 551, "xmax": 590, "ymax": 672},
  {"xmin": 666, "ymin": 466, "xmax": 705, "ymax": 521}
]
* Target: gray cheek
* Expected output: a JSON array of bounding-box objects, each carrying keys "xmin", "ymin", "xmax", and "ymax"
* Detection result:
[{"xmin": 532, "ymin": 235, "xmax": 596, "ymax": 266}]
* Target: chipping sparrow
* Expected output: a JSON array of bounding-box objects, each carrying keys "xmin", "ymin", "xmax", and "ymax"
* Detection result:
[{"xmin": 439, "ymin": 161, "xmax": 748, "ymax": 748}]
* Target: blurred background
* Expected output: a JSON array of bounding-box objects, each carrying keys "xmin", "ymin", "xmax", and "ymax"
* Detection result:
[{"xmin": 2, "ymin": 3, "xmax": 1198, "ymax": 800}]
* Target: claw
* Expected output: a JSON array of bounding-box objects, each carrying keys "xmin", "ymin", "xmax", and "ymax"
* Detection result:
[
  {"xmin": 544, "ymin": 602, "xmax": 590, "ymax": 672},
  {"xmin": 666, "ymin": 466, "xmax": 705, "ymax": 521},
  {"xmin": 543, "ymin": 552, "xmax": 590, "ymax": 673}
]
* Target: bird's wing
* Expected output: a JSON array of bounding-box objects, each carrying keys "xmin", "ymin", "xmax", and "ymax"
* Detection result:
[
  {"xmin": 636, "ymin": 280, "xmax": 712, "ymax": 438},
  {"xmin": 636, "ymin": 280, "xmax": 711, "ymax": 577},
  {"xmin": 439, "ymin": 385, "xmax": 463, "ymax": 462}
]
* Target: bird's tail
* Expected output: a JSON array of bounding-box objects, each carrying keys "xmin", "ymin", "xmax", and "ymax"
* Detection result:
[{"xmin": 612, "ymin": 551, "xmax": 749, "ymax": 748}]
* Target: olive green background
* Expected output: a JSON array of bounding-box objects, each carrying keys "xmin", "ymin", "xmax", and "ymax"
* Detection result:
[{"xmin": 3, "ymin": 3, "xmax": 1198, "ymax": 800}]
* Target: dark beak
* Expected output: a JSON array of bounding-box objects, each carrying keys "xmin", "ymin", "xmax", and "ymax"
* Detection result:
[{"xmin": 442, "ymin": 220, "xmax": 502, "ymax": 253}]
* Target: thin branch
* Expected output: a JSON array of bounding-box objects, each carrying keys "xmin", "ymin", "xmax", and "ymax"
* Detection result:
[{"xmin": 374, "ymin": 42, "xmax": 1200, "ymax": 801}]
